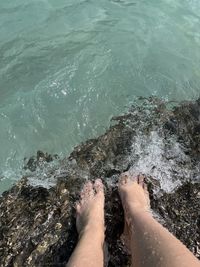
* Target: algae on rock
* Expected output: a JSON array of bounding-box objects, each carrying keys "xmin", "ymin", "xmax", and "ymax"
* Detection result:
[{"xmin": 0, "ymin": 98, "xmax": 200, "ymax": 267}]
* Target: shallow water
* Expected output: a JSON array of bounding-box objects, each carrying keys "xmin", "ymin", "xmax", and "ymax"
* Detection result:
[{"xmin": 1, "ymin": 0, "xmax": 200, "ymax": 193}]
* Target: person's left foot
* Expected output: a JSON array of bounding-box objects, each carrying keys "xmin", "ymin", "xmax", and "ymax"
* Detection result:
[{"xmin": 76, "ymin": 179, "xmax": 105, "ymax": 238}]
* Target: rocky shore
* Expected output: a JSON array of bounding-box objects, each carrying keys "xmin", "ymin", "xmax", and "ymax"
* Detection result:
[{"xmin": 0, "ymin": 97, "xmax": 200, "ymax": 267}]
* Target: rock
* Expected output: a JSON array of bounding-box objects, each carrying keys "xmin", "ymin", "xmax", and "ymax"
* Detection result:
[{"xmin": 0, "ymin": 97, "xmax": 200, "ymax": 266}]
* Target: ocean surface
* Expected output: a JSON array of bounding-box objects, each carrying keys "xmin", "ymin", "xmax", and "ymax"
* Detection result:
[{"xmin": 0, "ymin": 0, "xmax": 200, "ymax": 193}]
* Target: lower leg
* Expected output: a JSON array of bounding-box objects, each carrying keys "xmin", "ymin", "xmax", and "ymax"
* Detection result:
[
  {"xmin": 119, "ymin": 173, "xmax": 200, "ymax": 267},
  {"xmin": 67, "ymin": 179, "xmax": 105, "ymax": 267}
]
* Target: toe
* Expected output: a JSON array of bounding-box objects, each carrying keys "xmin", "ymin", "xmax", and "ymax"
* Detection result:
[
  {"xmin": 81, "ymin": 181, "xmax": 94, "ymax": 200},
  {"xmin": 143, "ymin": 182, "xmax": 148, "ymax": 192},
  {"xmin": 94, "ymin": 179, "xmax": 104, "ymax": 194},
  {"xmin": 119, "ymin": 172, "xmax": 129, "ymax": 185},
  {"xmin": 138, "ymin": 174, "xmax": 144, "ymax": 187},
  {"xmin": 75, "ymin": 201, "xmax": 81, "ymax": 213}
]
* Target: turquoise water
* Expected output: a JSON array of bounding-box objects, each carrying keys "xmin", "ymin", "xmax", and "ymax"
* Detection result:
[{"xmin": 1, "ymin": 0, "xmax": 200, "ymax": 192}]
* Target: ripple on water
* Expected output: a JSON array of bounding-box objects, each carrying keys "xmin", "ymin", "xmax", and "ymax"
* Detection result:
[{"xmin": 1, "ymin": 0, "xmax": 200, "ymax": 192}]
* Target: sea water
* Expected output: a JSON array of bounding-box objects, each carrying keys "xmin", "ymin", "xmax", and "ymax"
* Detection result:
[{"xmin": 0, "ymin": 0, "xmax": 200, "ymax": 193}]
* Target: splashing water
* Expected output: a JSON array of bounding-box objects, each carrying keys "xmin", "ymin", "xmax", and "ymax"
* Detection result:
[
  {"xmin": 1, "ymin": 0, "xmax": 200, "ymax": 193},
  {"xmin": 129, "ymin": 131, "xmax": 192, "ymax": 193},
  {"xmin": 25, "ymin": 158, "xmax": 62, "ymax": 189}
]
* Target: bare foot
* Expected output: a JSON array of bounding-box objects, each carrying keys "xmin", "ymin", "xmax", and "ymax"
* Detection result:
[
  {"xmin": 118, "ymin": 172, "xmax": 150, "ymax": 250},
  {"xmin": 76, "ymin": 179, "xmax": 105, "ymax": 239},
  {"xmin": 118, "ymin": 172, "xmax": 150, "ymax": 214}
]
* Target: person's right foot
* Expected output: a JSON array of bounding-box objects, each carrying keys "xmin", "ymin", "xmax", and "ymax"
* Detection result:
[
  {"xmin": 118, "ymin": 172, "xmax": 151, "ymax": 250},
  {"xmin": 118, "ymin": 172, "xmax": 150, "ymax": 214}
]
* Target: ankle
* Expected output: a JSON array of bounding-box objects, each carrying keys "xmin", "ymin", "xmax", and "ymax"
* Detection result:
[
  {"xmin": 130, "ymin": 207, "xmax": 152, "ymax": 222},
  {"xmin": 124, "ymin": 204, "xmax": 151, "ymax": 220},
  {"xmin": 125, "ymin": 200, "xmax": 150, "ymax": 213},
  {"xmin": 79, "ymin": 223, "xmax": 105, "ymax": 242}
]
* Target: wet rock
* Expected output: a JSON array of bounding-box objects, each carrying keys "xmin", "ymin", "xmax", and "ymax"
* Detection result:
[
  {"xmin": 0, "ymin": 97, "xmax": 200, "ymax": 266},
  {"xmin": 24, "ymin": 151, "xmax": 59, "ymax": 172}
]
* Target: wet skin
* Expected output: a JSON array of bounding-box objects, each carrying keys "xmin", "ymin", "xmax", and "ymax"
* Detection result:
[{"xmin": 67, "ymin": 173, "xmax": 200, "ymax": 267}]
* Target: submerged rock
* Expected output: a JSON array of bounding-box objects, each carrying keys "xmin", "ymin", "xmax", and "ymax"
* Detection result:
[{"xmin": 0, "ymin": 97, "xmax": 200, "ymax": 267}]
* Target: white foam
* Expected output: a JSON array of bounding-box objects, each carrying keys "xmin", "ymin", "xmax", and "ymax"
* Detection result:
[
  {"xmin": 26, "ymin": 157, "xmax": 62, "ymax": 189},
  {"xmin": 129, "ymin": 131, "xmax": 192, "ymax": 193}
]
